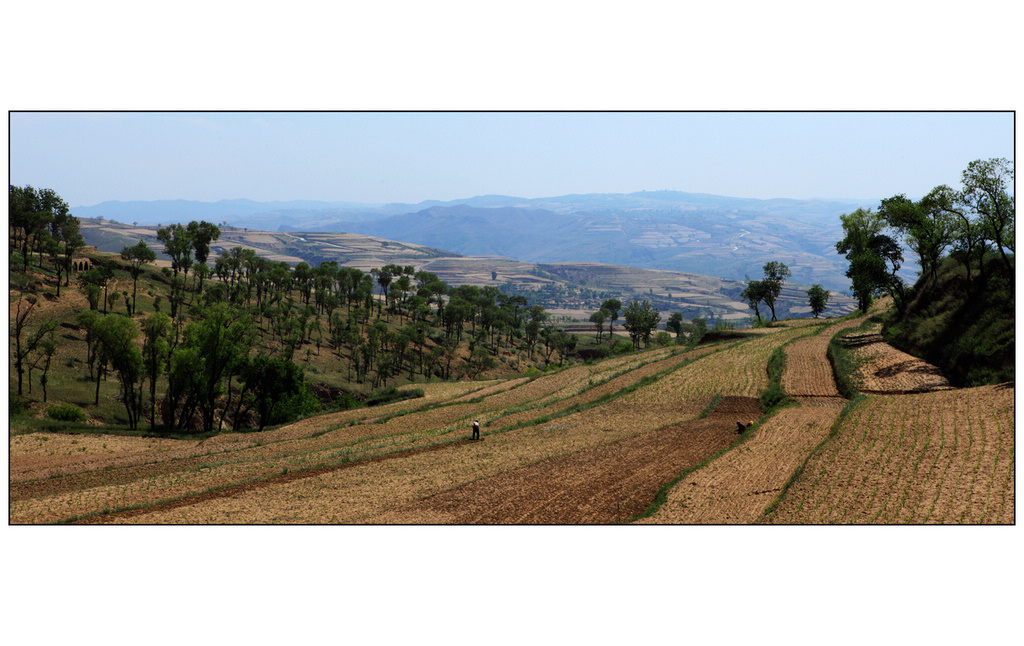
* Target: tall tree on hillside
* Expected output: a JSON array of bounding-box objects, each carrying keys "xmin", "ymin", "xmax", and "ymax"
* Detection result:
[
  {"xmin": 665, "ymin": 312, "xmax": 684, "ymax": 339},
  {"xmin": 10, "ymin": 185, "xmax": 66, "ymax": 272},
  {"xmin": 166, "ymin": 303, "xmax": 255, "ymax": 433},
  {"xmin": 836, "ymin": 208, "xmax": 904, "ymax": 314},
  {"xmin": 760, "ymin": 261, "xmax": 791, "ymax": 322},
  {"xmin": 157, "ymin": 224, "xmax": 194, "ymax": 280},
  {"xmin": 142, "ymin": 312, "xmax": 172, "ymax": 432},
  {"xmin": 622, "ymin": 300, "xmax": 661, "ymax": 350},
  {"xmin": 11, "ymin": 295, "xmax": 59, "ymax": 396},
  {"xmin": 186, "ymin": 220, "xmax": 221, "ymax": 292},
  {"xmin": 93, "ymin": 314, "xmax": 145, "ymax": 430},
  {"xmin": 740, "ymin": 279, "xmax": 769, "ymax": 324},
  {"xmin": 590, "ymin": 308, "xmax": 608, "ymax": 343},
  {"xmin": 121, "ymin": 240, "xmax": 157, "ymax": 316},
  {"xmin": 45, "ymin": 209, "xmax": 85, "ymax": 296},
  {"xmin": 601, "ymin": 298, "xmax": 622, "ymax": 337},
  {"xmin": 806, "ymin": 284, "xmax": 830, "ymax": 318},
  {"xmin": 959, "ymin": 158, "xmax": 1014, "ymax": 285},
  {"xmin": 878, "ymin": 193, "xmax": 954, "ymax": 283}
]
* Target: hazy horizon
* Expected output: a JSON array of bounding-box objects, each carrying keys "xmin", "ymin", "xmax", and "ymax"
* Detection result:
[{"xmin": 10, "ymin": 111, "xmax": 1013, "ymax": 209}]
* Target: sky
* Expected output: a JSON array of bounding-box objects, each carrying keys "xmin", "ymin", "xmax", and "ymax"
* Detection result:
[{"xmin": 9, "ymin": 111, "xmax": 1014, "ymax": 208}]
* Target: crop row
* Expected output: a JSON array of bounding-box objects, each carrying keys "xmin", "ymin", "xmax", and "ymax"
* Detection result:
[{"xmin": 763, "ymin": 384, "xmax": 1014, "ymax": 524}]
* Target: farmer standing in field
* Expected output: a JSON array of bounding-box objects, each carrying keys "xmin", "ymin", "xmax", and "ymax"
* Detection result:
[{"xmin": 472, "ymin": 419, "xmax": 480, "ymax": 440}]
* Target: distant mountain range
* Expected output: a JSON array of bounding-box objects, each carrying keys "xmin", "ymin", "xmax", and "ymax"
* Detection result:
[{"xmin": 72, "ymin": 190, "xmax": 886, "ymax": 292}]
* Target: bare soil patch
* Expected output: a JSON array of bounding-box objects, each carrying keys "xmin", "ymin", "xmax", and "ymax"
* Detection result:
[
  {"xmin": 843, "ymin": 332, "xmax": 952, "ymax": 394},
  {"xmin": 763, "ymin": 384, "xmax": 1014, "ymax": 524},
  {"xmin": 362, "ymin": 397, "xmax": 762, "ymax": 524}
]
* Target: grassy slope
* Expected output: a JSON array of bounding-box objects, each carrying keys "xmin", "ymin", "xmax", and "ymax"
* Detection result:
[{"xmin": 882, "ymin": 254, "xmax": 1014, "ymax": 387}]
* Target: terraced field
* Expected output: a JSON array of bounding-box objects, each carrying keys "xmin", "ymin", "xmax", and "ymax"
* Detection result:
[{"xmin": 9, "ymin": 313, "xmax": 1014, "ymax": 525}]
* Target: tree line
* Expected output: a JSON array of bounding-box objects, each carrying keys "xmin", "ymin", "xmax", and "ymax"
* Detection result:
[
  {"xmin": 836, "ymin": 158, "xmax": 1013, "ymax": 314},
  {"xmin": 11, "ymin": 189, "xmax": 630, "ymax": 433}
]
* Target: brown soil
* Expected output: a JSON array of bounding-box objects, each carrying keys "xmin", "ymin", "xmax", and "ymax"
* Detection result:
[
  {"xmin": 639, "ymin": 318, "xmax": 864, "ymax": 523},
  {"xmin": 842, "ymin": 331, "xmax": 952, "ymax": 394},
  {"xmin": 362, "ymin": 396, "xmax": 762, "ymax": 524},
  {"xmin": 763, "ymin": 384, "xmax": 1014, "ymax": 524}
]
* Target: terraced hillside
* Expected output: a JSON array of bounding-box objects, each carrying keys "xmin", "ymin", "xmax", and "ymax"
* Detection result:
[{"xmin": 9, "ymin": 311, "xmax": 1013, "ymax": 525}]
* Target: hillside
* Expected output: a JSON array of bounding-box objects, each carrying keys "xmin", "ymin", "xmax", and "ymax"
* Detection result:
[
  {"xmin": 882, "ymin": 254, "xmax": 1014, "ymax": 386},
  {"xmin": 73, "ymin": 191, "xmax": 881, "ymax": 292},
  {"xmin": 11, "ymin": 302, "xmax": 1012, "ymax": 525},
  {"xmin": 78, "ymin": 218, "xmax": 858, "ymax": 323}
]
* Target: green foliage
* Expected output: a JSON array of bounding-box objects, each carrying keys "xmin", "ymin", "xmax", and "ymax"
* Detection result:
[
  {"xmin": 364, "ymin": 385, "xmax": 424, "ymax": 407},
  {"xmin": 621, "ymin": 300, "xmax": 661, "ymax": 350},
  {"xmin": 827, "ymin": 330, "xmax": 865, "ymax": 400},
  {"xmin": 806, "ymin": 284, "xmax": 830, "ymax": 318},
  {"xmin": 758, "ymin": 346, "xmax": 792, "ymax": 412},
  {"xmin": 760, "ymin": 261, "xmax": 791, "ymax": 322},
  {"xmin": 47, "ymin": 403, "xmax": 87, "ymax": 422},
  {"xmin": 836, "ymin": 208, "xmax": 905, "ymax": 313},
  {"xmin": 332, "ymin": 391, "xmax": 365, "ymax": 411},
  {"xmin": 10, "ymin": 391, "xmax": 28, "ymax": 416},
  {"xmin": 883, "ymin": 255, "xmax": 1013, "ymax": 386}
]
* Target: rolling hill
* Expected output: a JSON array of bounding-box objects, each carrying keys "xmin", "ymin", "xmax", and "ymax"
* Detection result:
[
  {"xmin": 72, "ymin": 190, "xmax": 885, "ymax": 292},
  {"xmin": 78, "ymin": 218, "xmax": 858, "ymax": 323}
]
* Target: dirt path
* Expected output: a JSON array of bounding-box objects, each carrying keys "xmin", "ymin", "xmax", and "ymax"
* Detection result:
[{"xmin": 638, "ymin": 318, "xmax": 863, "ymax": 523}]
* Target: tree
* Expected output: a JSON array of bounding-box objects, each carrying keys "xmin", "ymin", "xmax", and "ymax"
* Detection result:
[
  {"xmin": 166, "ymin": 304, "xmax": 255, "ymax": 433},
  {"xmin": 11, "ymin": 295, "xmax": 59, "ymax": 396},
  {"xmin": 836, "ymin": 208, "xmax": 904, "ymax": 314},
  {"xmin": 622, "ymin": 300, "xmax": 661, "ymax": 350},
  {"xmin": 121, "ymin": 240, "xmax": 157, "ymax": 316},
  {"xmin": 46, "ymin": 209, "xmax": 85, "ymax": 296},
  {"xmin": 589, "ymin": 308, "xmax": 608, "ymax": 343},
  {"xmin": 878, "ymin": 192, "xmax": 954, "ymax": 283},
  {"xmin": 665, "ymin": 312, "xmax": 684, "ymax": 339},
  {"xmin": 959, "ymin": 158, "xmax": 1014, "ymax": 284},
  {"xmin": 34, "ymin": 334, "xmax": 58, "ymax": 403},
  {"xmin": 601, "ymin": 299, "xmax": 622, "ymax": 337},
  {"xmin": 740, "ymin": 279, "xmax": 769, "ymax": 324},
  {"xmin": 186, "ymin": 220, "xmax": 221, "ymax": 291},
  {"xmin": 156, "ymin": 224, "xmax": 194, "ymax": 279},
  {"xmin": 806, "ymin": 284, "xmax": 830, "ymax": 318},
  {"xmin": 141, "ymin": 312, "xmax": 172, "ymax": 432},
  {"xmin": 760, "ymin": 261, "xmax": 791, "ymax": 322},
  {"xmin": 93, "ymin": 314, "xmax": 145, "ymax": 430},
  {"xmin": 234, "ymin": 356, "xmax": 311, "ymax": 431}
]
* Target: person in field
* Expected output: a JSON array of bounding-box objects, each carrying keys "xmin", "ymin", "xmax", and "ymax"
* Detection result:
[{"xmin": 472, "ymin": 419, "xmax": 480, "ymax": 440}]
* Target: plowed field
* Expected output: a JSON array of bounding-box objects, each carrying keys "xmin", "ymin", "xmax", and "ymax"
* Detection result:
[
  {"xmin": 843, "ymin": 330, "xmax": 953, "ymax": 394},
  {"xmin": 639, "ymin": 317, "xmax": 862, "ymax": 523},
  {"xmin": 762, "ymin": 384, "xmax": 1015, "ymax": 524},
  {"xmin": 10, "ymin": 311, "xmax": 1012, "ymax": 525}
]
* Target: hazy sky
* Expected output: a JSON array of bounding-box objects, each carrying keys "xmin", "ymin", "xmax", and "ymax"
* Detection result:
[{"xmin": 9, "ymin": 111, "xmax": 1013, "ymax": 208}]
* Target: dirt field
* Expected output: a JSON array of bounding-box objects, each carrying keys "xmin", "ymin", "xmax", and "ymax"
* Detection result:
[
  {"xmin": 762, "ymin": 384, "xmax": 1014, "ymax": 524},
  {"xmin": 9, "ymin": 308, "xmax": 1012, "ymax": 525},
  {"xmin": 638, "ymin": 317, "xmax": 863, "ymax": 523},
  {"xmin": 842, "ymin": 328, "xmax": 953, "ymax": 394}
]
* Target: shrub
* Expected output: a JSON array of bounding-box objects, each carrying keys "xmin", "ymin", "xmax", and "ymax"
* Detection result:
[
  {"xmin": 10, "ymin": 391, "xmax": 28, "ymax": 416},
  {"xmin": 758, "ymin": 346, "xmax": 792, "ymax": 411},
  {"xmin": 365, "ymin": 385, "xmax": 424, "ymax": 407},
  {"xmin": 47, "ymin": 404, "xmax": 86, "ymax": 423},
  {"xmin": 332, "ymin": 391, "xmax": 364, "ymax": 411},
  {"xmin": 611, "ymin": 339, "xmax": 633, "ymax": 355}
]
